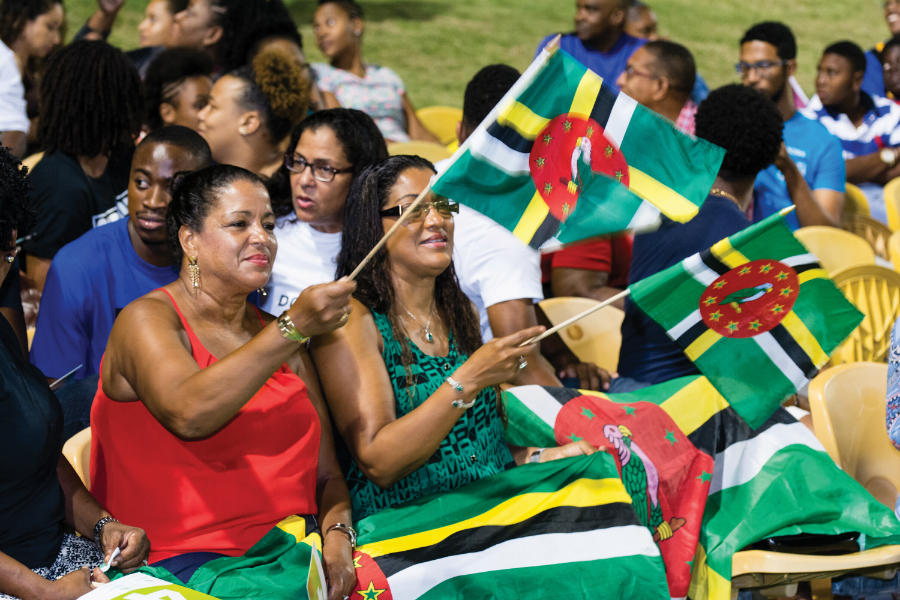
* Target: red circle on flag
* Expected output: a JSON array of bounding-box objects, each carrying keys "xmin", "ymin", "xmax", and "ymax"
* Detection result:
[
  {"xmin": 350, "ymin": 550, "xmax": 392, "ymax": 600},
  {"xmin": 698, "ymin": 259, "xmax": 799, "ymax": 338},
  {"xmin": 528, "ymin": 114, "xmax": 629, "ymax": 222}
]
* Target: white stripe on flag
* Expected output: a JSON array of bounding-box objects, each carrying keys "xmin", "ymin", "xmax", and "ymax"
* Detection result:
[
  {"xmin": 683, "ymin": 253, "xmax": 719, "ymax": 286},
  {"xmin": 668, "ymin": 309, "xmax": 702, "ymax": 340},
  {"xmin": 709, "ymin": 421, "xmax": 825, "ymax": 495},
  {"xmin": 386, "ymin": 526, "xmax": 660, "ymax": 599},
  {"xmin": 780, "ymin": 253, "xmax": 818, "ymax": 268},
  {"xmin": 626, "ymin": 200, "xmax": 661, "ymax": 232},
  {"xmin": 605, "ymin": 93, "xmax": 637, "ymax": 147},
  {"xmin": 468, "ymin": 129, "xmax": 531, "ymax": 175},
  {"xmin": 753, "ymin": 331, "xmax": 808, "ymax": 390},
  {"xmin": 513, "ymin": 385, "xmax": 562, "ymax": 430}
]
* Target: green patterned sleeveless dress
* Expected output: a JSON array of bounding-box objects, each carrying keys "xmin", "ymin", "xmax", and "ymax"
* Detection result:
[{"xmin": 346, "ymin": 310, "xmax": 515, "ymax": 520}]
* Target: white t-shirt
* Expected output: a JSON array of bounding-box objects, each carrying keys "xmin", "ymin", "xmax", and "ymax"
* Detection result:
[
  {"xmin": 0, "ymin": 40, "xmax": 28, "ymax": 133},
  {"xmin": 260, "ymin": 216, "xmax": 342, "ymax": 314}
]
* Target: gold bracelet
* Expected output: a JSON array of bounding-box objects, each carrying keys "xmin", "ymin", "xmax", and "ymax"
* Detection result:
[{"xmin": 277, "ymin": 311, "xmax": 309, "ymax": 345}]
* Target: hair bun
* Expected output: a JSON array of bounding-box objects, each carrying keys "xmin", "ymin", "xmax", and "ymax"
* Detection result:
[{"xmin": 252, "ymin": 49, "xmax": 309, "ymax": 127}]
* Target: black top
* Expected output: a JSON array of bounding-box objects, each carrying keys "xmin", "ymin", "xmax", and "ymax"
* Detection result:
[{"xmin": 0, "ymin": 315, "xmax": 65, "ymax": 568}]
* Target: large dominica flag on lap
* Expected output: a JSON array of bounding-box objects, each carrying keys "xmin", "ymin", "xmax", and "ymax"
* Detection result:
[
  {"xmin": 629, "ymin": 211, "xmax": 864, "ymax": 428},
  {"xmin": 349, "ymin": 452, "xmax": 669, "ymax": 599},
  {"xmin": 430, "ymin": 44, "xmax": 725, "ymax": 250},
  {"xmin": 503, "ymin": 379, "xmax": 900, "ymax": 600}
]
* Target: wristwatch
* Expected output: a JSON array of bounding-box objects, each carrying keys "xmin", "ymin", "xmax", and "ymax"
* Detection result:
[{"xmin": 880, "ymin": 147, "xmax": 898, "ymax": 167}]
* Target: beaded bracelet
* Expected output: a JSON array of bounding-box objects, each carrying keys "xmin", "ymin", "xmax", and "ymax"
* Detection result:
[{"xmin": 93, "ymin": 516, "xmax": 118, "ymax": 545}]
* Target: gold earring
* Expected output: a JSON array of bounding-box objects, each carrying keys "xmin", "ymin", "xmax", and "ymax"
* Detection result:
[
  {"xmin": 188, "ymin": 256, "xmax": 200, "ymax": 289},
  {"xmin": 238, "ymin": 126, "xmax": 248, "ymax": 135}
]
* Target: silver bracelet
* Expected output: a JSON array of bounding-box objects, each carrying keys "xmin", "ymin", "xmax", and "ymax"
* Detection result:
[
  {"xmin": 446, "ymin": 376, "xmax": 475, "ymax": 409},
  {"xmin": 325, "ymin": 522, "xmax": 357, "ymax": 548},
  {"xmin": 528, "ymin": 448, "xmax": 545, "ymax": 464}
]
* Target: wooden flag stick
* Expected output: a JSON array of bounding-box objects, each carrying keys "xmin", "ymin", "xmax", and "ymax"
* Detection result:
[
  {"xmin": 49, "ymin": 363, "xmax": 83, "ymax": 391},
  {"xmin": 522, "ymin": 288, "xmax": 631, "ymax": 346}
]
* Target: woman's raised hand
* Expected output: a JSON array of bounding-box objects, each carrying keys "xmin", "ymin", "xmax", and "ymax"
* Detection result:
[
  {"xmin": 453, "ymin": 325, "xmax": 545, "ymax": 391},
  {"xmin": 288, "ymin": 278, "xmax": 357, "ymax": 338}
]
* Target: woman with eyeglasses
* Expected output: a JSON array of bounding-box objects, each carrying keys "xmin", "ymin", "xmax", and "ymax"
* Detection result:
[
  {"xmin": 196, "ymin": 48, "xmax": 308, "ymax": 178},
  {"xmin": 259, "ymin": 108, "xmax": 387, "ymax": 314},
  {"xmin": 311, "ymin": 155, "xmax": 596, "ymax": 521}
]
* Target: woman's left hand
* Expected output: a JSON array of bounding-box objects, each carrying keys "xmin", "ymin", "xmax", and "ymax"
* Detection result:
[
  {"xmin": 323, "ymin": 534, "xmax": 356, "ymax": 600},
  {"xmin": 539, "ymin": 440, "xmax": 597, "ymax": 463},
  {"xmin": 99, "ymin": 522, "xmax": 150, "ymax": 572}
]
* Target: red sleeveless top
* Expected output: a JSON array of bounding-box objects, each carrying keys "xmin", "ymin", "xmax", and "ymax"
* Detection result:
[{"xmin": 90, "ymin": 289, "xmax": 320, "ymax": 563}]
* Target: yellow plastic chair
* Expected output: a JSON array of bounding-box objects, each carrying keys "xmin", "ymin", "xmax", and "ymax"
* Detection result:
[
  {"xmin": 537, "ymin": 296, "xmax": 623, "ymax": 372},
  {"xmin": 843, "ymin": 213, "xmax": 894, "ymax": 259},
  {"xmin": 795, "ymin": 226, "xmax": 875, "ymax": 275},
  {"xmin": 21, "ymin": 151, "xmax": 43, "ymax": 172},
  {"xmin": 415, "ymin": 106, "xmax": 462, "ymax": 146},
  {"xmin": 62, "ymin": 427, "xmax": 91, "ymax": 490},
  {"xmin": 890, "ymin": 230, "xmax": 900, "ymax": 272},
  {"xmin": 884, "ymin": 176, "xmax": 900, "ymax": 231},
  {"xmin": 830, "ymin": 265, "xmax": 900, "ymax": 364},
  {"xmin": 387, "ymin": 141, "xmax": 451, "ymax": 163},
  {"xmin": 843, "ymin": 182, "xmax": 871, "ymax": 220}
]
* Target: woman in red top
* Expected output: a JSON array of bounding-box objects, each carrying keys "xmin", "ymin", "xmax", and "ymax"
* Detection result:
[{"xmin": 91, "ymin": 164, "xmax": 356, "ymax": 599}]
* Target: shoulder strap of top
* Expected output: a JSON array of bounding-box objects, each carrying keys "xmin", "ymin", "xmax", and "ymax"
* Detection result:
[{"xmin": 157, "ymin": 288, "xmax": 212, "ymax": 363}]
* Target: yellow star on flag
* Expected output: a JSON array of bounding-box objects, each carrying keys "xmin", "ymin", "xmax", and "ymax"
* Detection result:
[
  {"xmin": 360, "ymin": 581, "xmax": 386, "ymax": 600},
  {"xmin": 709, "ymin": 310, "xmax": 723, "ymax": 321},
  {"xmin": 563, "ymin": 120, "xmax": 572, "ymax": 132},
  {"xmin": 726, "ymin": 321, "xmax": 739, "ymax": 332},
  {"xmin": 748, "ymin": 320, "xmax": 761, "ymax": 331},
  {"xmin": 779, "ymin": 286, "xmax": 793, "ymax": 297},
  {"xmin": 703, "ymin": 296, "xmax": 717, "ymax": 306},
  {"xmin": 353, "ymin": 555, "xmax": 362, "ymax": 569},
  {"xmin": 739, "ymin": 266, "xmax": 751, "ymax": 275},
  {"xmin": 775, "ymin": 271, "xmax": 788, "ymax": 281},
  {"xmin": 543, "ymin": 182, "xmax": 553, "ymax": 193},
  {"xmin": 586, "ymin": 125, "xmax": 594, "ymax": 137},
  {"xmin": 771, "ymin": 304, "xmax": 784, "ymax": 314},
  {"xmin": 714, "ymin": 281, "xmax": 726, "ymax": 289},
  {"xmin": 615, "ymin": 170, "xmax": 623, "ymax": 181},
  {"xmin": 759, "ymin": 264, "xmax": 772, "ymax": 273},
  {"xmin": 605, "ymin": 144, "xmax": 613, "ymax": 157},
  {"xmin": 542, "ymin": 133, "xmax": 553, "ymax": 145},
  {"xmin": 535, "ymin": 156, "xmax": 545, "ymax": 168},
  {"xmin": 562, "ymin": 202, "xmax": 570, "ymax": 217}
]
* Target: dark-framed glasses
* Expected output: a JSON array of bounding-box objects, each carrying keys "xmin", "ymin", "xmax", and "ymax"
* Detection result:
[
  {"xmin": 379, "ymin": 198, "xmax": 459, "ymax": 221},
  {"xmin": 623, "ymin": 64, "xmax": 659, "ymax": 80},
  {"xmin": 283, "ymin": 153, "xmax": 353, "ymax": 182},
  {"xmin": 735, "ymin": 60, "xmax": 787, "ymax": 76}
]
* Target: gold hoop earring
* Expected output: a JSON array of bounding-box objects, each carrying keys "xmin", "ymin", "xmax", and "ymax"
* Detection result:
[{"xmin": 188, "ymin": 256, "xmax": 200, "ymax": 289}]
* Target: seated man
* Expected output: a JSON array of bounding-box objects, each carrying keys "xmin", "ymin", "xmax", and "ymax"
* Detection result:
[
  {"xmin": 616, "ymin": 39, "xmax": 698, "ymax": 133},
  {"xmin": 541, "ymin": 235, "xmax": 632, "ymax": 310},
  {"xmin": 804, "ymin": 40, "xmax": 900, "ymax": 223},
  {"xmin": 739, "ymin": 22, "xmax": 845, "ymax": 229},
  {"xmin": 881, "ymin": 35, "xmax": 900, "ymax": 101},
  {"xmin": 30, "ymin": 126, "xmax": 213, "ymax": 437},
  {"xmin": 536, "ymin": 0, "xmax": 643, "ymax": 94},
  {"xmin": 613, "ymin": 84, "xmax": 783, "ymax": 391},
  {"xmin": 862, "ymin": 0, "xmax": 900, "ymax": 98}
]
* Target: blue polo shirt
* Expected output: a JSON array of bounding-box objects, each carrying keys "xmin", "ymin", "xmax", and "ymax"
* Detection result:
[{"xmin": 536, "ymin": 32, "xmax": 645, "ymax": 94}]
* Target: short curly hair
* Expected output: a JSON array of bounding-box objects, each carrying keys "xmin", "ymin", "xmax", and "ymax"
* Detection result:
[
  {"xmin": 0, "ymin": 146, "xmax": 32, "ymax": 249},
  {"xmin": 695, "ymin": 84, "xmax": 782, "ymax": 180}
]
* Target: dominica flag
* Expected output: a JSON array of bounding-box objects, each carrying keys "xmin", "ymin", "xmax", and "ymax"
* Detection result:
[
  {"xmin": 430, "ymin": 43, "xmax": 725, "ymax": 250},
  {"xmin": 502, "ymin": 378, "xmax": 900, "ymax": 600},
  {"xmin": 629, "ymin": 211, "xmax": 864, "ymax": 428}
]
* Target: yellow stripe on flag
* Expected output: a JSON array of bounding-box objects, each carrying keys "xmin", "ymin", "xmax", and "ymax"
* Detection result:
[
  {"xmin": 512, "ymin": 189, "xmax": 550, "ymax": 244},
  {"xmin": 687, "ymin": 543, "xmax": 733, "ymax": 600},
  {"xmin": 780, "ymin": 310, "xmax": 829, "ymax": 366},
  {"xmin": 276, "ymin": 515, "xmax": 309, "ymax": 542},
  {"xmin": 497, "ymin": 101, "xmax": 550, "ymax": 139},
  {"xmin": 798, "ymin": 268, "xmax": 828, "ymax": 285},
  {"xmin": 684, "ymin": 328, "xmax": 721, "ymax": 361},
  {"xmin": 568, "ymin": 70, "xmax": 603, "ymax": 118},
  {"xmin": 709, "ymin": 237, "xmax": 751, "ymax": 268},
  {"xmin": 660, "ymin": 376, "xmax": 730, "ymax": 436},
  {"xmin": 358, "ymin": 477, "xmax": 629, "ymax": 558},
  {"xmin": 627, "ymin": 166, "xmax": 699, "ymax": 222}
]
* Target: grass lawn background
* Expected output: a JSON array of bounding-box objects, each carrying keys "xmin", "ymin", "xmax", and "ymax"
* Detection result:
[{"xmin": 63, "ymin": 0, "xmax": 887, "ymax": 108}]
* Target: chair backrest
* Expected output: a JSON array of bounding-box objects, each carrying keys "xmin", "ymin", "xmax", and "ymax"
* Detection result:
[
  {"xmin": 794, "ymin": 226, "xmax": 875, "ymax": 275},
  {"xmin": 21, "ymin": 151, "xmax": 44, "ymax": 172},
  {"xmin": 890, "ymin": 230, "xmax": 900, "ymax": 272},
  {"xmin": 537, "ymin": 296, "xmax": 624, "ymax": 371},
  {"xmin": 808, "ymin": 362, "xmax": 900, "ymax": 508},
  {"xmin": 830, "ymin": 265, "xmax": 900, "ymax": 363},
  {"xmin": 387, "ymin": 141, "xmax": 452, "ymax": 163},
  {"xmin": 842, "ymin": 213, "xmax": 893, "ymax": 259},
  {"xmin": 884, "ymin": 176, "xmax": 900, "ymax": 231},
  {"xmin": 61, "ymin": 427, "xmax": 91, "ymax": 490},
  {"xmin": 844, "ymin": 182, "xmax": 872, "ymax": 219},
  {"xmin": 415, "ymin": 106, "xmax": 463, "ymax": 146}
]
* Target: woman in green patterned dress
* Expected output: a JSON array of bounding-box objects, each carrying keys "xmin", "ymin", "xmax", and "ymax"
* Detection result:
[{"xmin": 311, "ymin": 155, "xmax": 596, "ymax": 520}]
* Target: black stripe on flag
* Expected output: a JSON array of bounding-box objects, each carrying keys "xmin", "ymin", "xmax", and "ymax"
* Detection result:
[
  {"xmin": 768, "ymin": 324, "xmax": 817, "ymax": 378},
  {"xmin": 588, "ymin": 84, "xmax": 617, "ymax": 127},
  {"xmin": 528, "ymin": 212, "xmax": 562, "ymax": 249},
  {"xmin": 374, "ymin": 503, "xmax": 638, "ymax": 577},
  {"xmin": 674, "ymin": 319, "xmax": 709, "ymax": 350},
  {"xmin": 699, "ymin": 249, "xmax": 731, "ymax": 275},
  {"xmin": 791, "ymin": 261, "xmax": 823, "ymax": 275},
  {"xmin": 688, "ymin": 405, "xmax": 799, "ymax": 456},
  {"xmin": 486, "ymin": 121, "xmax": 533, "ymax": 154},
  {"xmin": 546, "ymin": 386, "xmax": 583, "ymax": 406}
]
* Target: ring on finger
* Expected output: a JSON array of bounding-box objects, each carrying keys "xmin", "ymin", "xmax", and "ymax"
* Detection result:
[
  {"xmin": 338, "ymin": 311, "xmax": 350, "ymax": 324},
  {"xmin": 517, "ymin": 355, "xmax": 528, "ymax": 370}
]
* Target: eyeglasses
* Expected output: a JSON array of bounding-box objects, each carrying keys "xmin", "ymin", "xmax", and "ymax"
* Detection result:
[
  {"xmin": 283, "ymin": 153, "xmax": 353, "ymax": 183},
  {"xmin": 623, "ymin": 64, "xmax": 658, "ymax": 80},
  {"xmin": 735, "ymin": 60, "xmax": 787, "ymax": 76},
  {"xmin": 379, "ymin": 198, "xmax": 459, "ymax": 221}
]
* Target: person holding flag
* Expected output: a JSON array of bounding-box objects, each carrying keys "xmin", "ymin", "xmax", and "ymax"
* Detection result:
[{"xmin": 613, "ymin": 84, "xmax": 784, "ymax": 392}]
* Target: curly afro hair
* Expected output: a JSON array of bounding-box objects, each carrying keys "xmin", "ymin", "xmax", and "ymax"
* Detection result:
[
  {"xmin": 0, "ymin": 146, "xmax": 32, "ymax": 248},
  {"xmin": 695, "ymin": 84, "xmax": 782, "ymax": 180}
]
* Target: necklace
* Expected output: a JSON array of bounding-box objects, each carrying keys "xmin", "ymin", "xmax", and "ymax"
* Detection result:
[
  {"xmin": 710, "ymin": 187, "xmax": 741, "ymax": 207},
  {"xmin": 401, "ymin": 301, "xmax": 436, "ymax": 343}
]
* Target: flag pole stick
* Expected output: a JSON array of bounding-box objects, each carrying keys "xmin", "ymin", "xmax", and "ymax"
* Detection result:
[
  {"xmin": 523, "ymin": 288, "xmax": 631, "ymax": 346},
  {"xmin": 346, "ymin": 37, "xmax": 560, "ymax": 281}
]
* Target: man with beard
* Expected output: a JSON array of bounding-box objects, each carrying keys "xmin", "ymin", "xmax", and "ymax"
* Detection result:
[
  {"xmin": 30, "ymin": 126, "xmax": 212, "ymax": 436},
  {"xmin": 805, "ymin": 40, "xmax": 900, "ymax": 224},
  {"xmin": 739, "ymin": 22, "xmax": 845, "ymax": 229}
]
